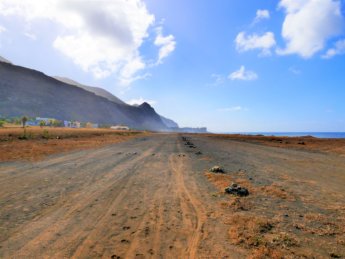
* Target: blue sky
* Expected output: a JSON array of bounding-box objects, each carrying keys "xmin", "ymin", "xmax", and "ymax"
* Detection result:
[{"xmin": 1, "ymin": 0, "xmax": 345, "ymax": 132}]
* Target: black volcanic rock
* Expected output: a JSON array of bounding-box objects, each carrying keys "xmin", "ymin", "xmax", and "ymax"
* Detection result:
[{"xmin": 0, "ymin": 61, "xmax": 167, "ymax": 131}]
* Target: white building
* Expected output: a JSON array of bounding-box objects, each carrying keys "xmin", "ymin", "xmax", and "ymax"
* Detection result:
[{"xmin": 111, "ymin": 125, "xmax": 130, "ymax": 130}]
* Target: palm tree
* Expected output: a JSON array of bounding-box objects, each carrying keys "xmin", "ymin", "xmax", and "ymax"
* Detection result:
[{"xmin": 21, "ymin": 116, "xmax": 28, "ymax": 128}]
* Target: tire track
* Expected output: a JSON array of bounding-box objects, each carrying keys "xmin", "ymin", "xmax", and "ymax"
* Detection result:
[
  {"xmin": 169, "ymin": 153, "xmax": 207, "ymax": 258},
  {"xmin": 2, "ymin": 143, "xmax": 160, "ymax": 258}
]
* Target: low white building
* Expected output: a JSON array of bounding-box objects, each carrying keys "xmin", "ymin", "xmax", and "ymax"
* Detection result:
[
  {"xmin": 64, "ymin": 120, "xmax": 81, "ymax": 128},
  {"xmin": 111, "ymin": 125, "xmax": 130, "ymax": 130}
]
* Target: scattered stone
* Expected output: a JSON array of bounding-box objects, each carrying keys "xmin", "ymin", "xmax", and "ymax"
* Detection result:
[
  {"xmin": 195, "ymin": 151, "xmax": 202, "ymax": 155},
  {"xmin": 330, "ymin": 253, "xmax": 341, "ymax": 258},
  {"xmin": 224, "ymin": 183, "xmax": 249, "ymax": 197},
  {"xmin": 209, "ymin": 166, "xmax": 225, "ymax": 173}
]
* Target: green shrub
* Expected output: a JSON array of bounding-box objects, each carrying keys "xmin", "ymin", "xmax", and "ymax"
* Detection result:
[
  {"xmin": 18, "ymin": 128, "xmax": 31, "ymax": 140},
  {"xmin": 42, "ymin": 129, "xmax": 50, "ymax": 139}
]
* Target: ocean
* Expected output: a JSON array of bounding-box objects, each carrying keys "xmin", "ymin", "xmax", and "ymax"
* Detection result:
[{"xmin": 226, "ymin": 132, "xmax": 345, "ymax": 139}]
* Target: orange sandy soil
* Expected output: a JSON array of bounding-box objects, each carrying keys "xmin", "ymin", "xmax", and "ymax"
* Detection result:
[
  {"xmin": 0, "ymin": 134, "xmax": 345, "ymax": 258},
  {"xmin": 204, "ymin": 134, "xmax": 345, "ymax": 156},
  {"xmin": 0, "ymin": 127, "xmax": 146, "ymax": 162},
  {"xmin": 205, "ymin": 169, "xmax": 345, "ymax": 258}
]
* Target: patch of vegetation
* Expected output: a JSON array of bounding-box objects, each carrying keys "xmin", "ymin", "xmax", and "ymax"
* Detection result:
[
  {"xmin": 18, "ymin": 128, "xmax": 32, "ymax": 140},
  {"xmin": 39, "ymin": 120, "xmax": 46, "ymax": 127},
  {"xmin": 42, "ymin": 129, "xmax": 50, "ymax": 139}
]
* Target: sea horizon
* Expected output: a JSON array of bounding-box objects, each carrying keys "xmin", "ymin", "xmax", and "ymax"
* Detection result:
[{"xmin": 216, "ymin": 132, "xmax": 345, "ymax": 139}]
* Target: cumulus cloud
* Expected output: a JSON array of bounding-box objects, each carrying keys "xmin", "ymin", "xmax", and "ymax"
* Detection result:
[
  {"xmin": 229, "ymin": 66, "xmax": 258, "ymax": 81},
  {"xmin": 154, "ymin": 26, "xmax": 176, "ymax": 65},
  {"xmin": 322, "ymin": 39, "xmax": 345, "ymax": 58},
  {"xmin": 126, "ymin": 97, "xmax": 156, "ymax": 106},
  {"xmin": 277, "ymin": 0, "xmax": 344, "ymax": 58},
  {"xmin": 0, "ymin": 0, "xmax": 175, "ymax": 86},
  {"xmin": 235, "ymin": 31, "xmax": 276, "ymax": 56},
  {"xmin": 254, "ymin": 9, "xmax": 270, "ymax": 23}
]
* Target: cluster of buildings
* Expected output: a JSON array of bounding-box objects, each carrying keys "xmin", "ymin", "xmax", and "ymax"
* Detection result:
[
  {"xmin": 26, "ymin": 117, "xmax": 130, "ymax": 130},
  {"xmin": 27, "ymin": 117, "xmax": 98, "ymax": 128}
]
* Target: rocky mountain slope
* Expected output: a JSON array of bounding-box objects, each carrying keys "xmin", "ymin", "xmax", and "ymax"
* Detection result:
[
  {"xmin": 0, "ymin": 61, "xmax": 167, "ymax": 131},
  {"xmin": 0, "ymin": 55, "xmax": 11, "ymax": 64},
  {"xmin": 53, "ymin": 76, "xmax": 126, "ymax": 105},
  {"xmin": 54, "ymin": 76, "xmax": 180, "ymax": 128}
]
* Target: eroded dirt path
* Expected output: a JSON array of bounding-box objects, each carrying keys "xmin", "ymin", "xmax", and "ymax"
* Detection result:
[
  {"xmin": 0, "ymin": 134, "xmax": 241, "ymax": 258},
  {"xmin": 1, "ymin": 134, "xmax": 345, "ymax": 258}
]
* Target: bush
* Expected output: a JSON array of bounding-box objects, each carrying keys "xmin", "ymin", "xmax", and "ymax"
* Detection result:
[
  {"xmin": 39, "ymin": 121, "xmax": 46, "ymax": 127},
  {"xmin": 18, "ymin": 128, "xmax": 32, "ymax": 140},
  {"xmin": 0, "ymin": 120, "xmax": 4, "ymax": 127},
  {"xmin": 42, "ymin": 129, "xmax": 50, "ymax": 139}
]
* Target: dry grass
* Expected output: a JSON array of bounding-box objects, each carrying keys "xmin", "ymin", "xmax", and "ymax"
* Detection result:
[
  {"xmin": 260, "ymin": 184, "xmax": 295, "ymax": 201},
  {"xmin": 204, "ymin": 133, "xmax": 345, "ymax": 156},
  {"xmin": 205, "ymin": 172, "xmax": 233, "ymax": 190},
  {"xmin": 294, "ymin": 213, "xmax": 344, "ymax": 237},
  {"xmin": 248, "ymin": 246, "xmax": 284, "ymax": 259},
  {"xmin": 206, "ymin": 171, "xmax": 294, "ymax": 202},
  {"xmin": 220, "ymin": 198, "xmax": 252, "ymax": 211},
  {"xmin": 226, "ymin": 213, "xmax": 299, "ymax": 258},
  {"xmin": 0, "ymin": 127, "xmax": 147, "ymax": 162},
  {"xmin": 227, "ymin": 214, "xmax": 275, "ymax": 247}
]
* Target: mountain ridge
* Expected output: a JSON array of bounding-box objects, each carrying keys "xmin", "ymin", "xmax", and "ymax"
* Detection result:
[
  {"xmin": 53, "ymin": 76, "xmax": 180, "ymax": 128},
  {"xmin": 53, "ymin": 76, "xmax": 126, "ymax": 105},
  {"xmin": 0, "ymin": 61, "xmax": 167, "ymax": 131},
  {"xmin": 0, "ymin": 55, "xmax": 11, "ymax": 64}
]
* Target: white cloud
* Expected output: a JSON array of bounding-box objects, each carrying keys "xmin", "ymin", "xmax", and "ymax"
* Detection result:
[
  {"xmin": 235, "ymin": 31, "xmax": 276, "ymax": 56},
  {"xmin": 277, "ymin": 0, "xmax": 344, "ymax": 58},
  {"xmin": 322, "ymin": 39, "xmax": 345, "ymax": 58},
  {"xmin": 289, "ymin": 67, "xmax": 301, "ymax": 75},
  {"xmin": 154, "ymin": 26, "xmax": 176, "ymax": 65},
  {"xmin": 0, "ymin": 0, "xmax": 175, "ymax": 86},
  {"xmin": 254, "ymin": 9, "xmax": 270, "ymax": 22},
  {"xmin": 217, "ymin": 106, "xmax": 245, "ymax": 112},
  {"xmin": 208, "ymin": 74, "xmax": 225, "ymax": 86},
  {"xmin": 126, "ymin": 97, "xmax": 156, "ymax": 106},
  {"xmin": 0, "ymin": 25, "xmax": 6, "ymax": 33},
  {"xmin": 229, "ymin": 66, "xmax": 258, "ymax": 81},
  {"xmin": 24, "ymin": 32, "xmax": 36, "ymax": 40}
]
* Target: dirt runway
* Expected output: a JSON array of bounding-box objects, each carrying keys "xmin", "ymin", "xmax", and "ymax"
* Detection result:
[{"xmin": 1, "ymin": 134, "xmax": 345, "ymax": 258}]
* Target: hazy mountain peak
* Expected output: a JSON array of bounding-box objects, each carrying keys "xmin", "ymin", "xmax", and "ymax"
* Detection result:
[
  {"xmin": 139, "ymin": 102, "xmax": 152, "ymax": 108},
  {"xmin": 0, "ymin": 55, "xmax": 12, "ymax": 64}
]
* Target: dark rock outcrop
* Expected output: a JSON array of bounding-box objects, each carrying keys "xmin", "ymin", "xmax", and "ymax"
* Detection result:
[{"xmin": 0, "ymin": 61, "xmax": 167, "ymax": 131}]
